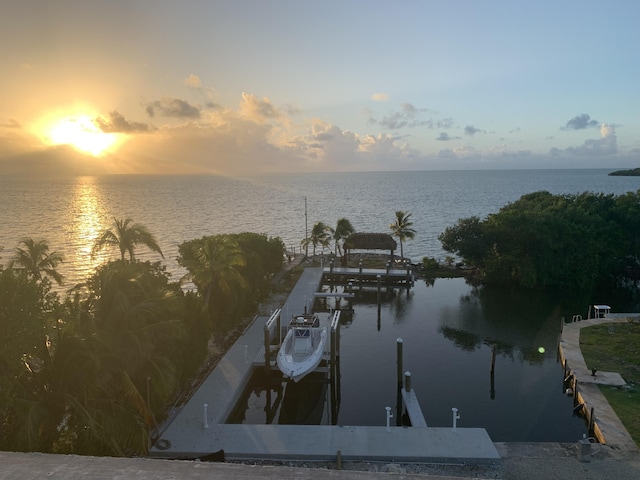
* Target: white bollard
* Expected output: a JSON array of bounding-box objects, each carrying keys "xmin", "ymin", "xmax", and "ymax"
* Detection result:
[
  {"xmin": 203, "ymin": 403, "xmax": 209, "ymax": 429},
  {"xmin": 386, "ymin": 406, "xmax": 393, "ymax": 432},
  {"xmin": 452, "ymin": 407, "xmax": 460, "ymax": 432}
]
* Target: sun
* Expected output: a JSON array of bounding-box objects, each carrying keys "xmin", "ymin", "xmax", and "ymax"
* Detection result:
[{"xmin": 47, "ymin": 115, "xmax": 118, "ymax": 156}]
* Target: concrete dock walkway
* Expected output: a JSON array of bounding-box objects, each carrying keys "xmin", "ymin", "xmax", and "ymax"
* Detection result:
[{"xmin": 149, "ymin": 266, "xmax": 499, "ymax": 463}]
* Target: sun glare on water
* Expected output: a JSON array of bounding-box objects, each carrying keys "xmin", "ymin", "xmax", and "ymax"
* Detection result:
[{"xmin": 48, "ymin": 115, "xmax": 118, "ymax": 156}]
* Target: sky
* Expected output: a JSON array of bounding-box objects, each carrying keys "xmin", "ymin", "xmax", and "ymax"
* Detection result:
[{"xmin": 1, "ymin": 0, "xmax": 639, "ymax": 175}]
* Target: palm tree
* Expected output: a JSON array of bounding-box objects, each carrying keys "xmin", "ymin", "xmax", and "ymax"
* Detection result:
[
  {"xmin": 178, "ymin": 236, "xmax": 246, "ymax": 322},
  {"xmin": 331, "ymin": 217, "xmax": 355, "ymax": 258},
  {"xmin": 301, "ymin": 221, "xmax": 331, "ymax": 257},
  {"xmin": 10, "ymin": 238, "xmax": 64, "ymax": 285},
  {"xmin": 390, "ymin": 211, "xmax": 416, "ymax": 261},
  {"xmin": 92, "ymin": 218, "xmax": 164, "ymax": 262}
]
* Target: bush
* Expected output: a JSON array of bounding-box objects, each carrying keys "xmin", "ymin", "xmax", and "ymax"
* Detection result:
[{"xmin": 422, "ymin": 256, "xmax": 439, "ymax": 270}]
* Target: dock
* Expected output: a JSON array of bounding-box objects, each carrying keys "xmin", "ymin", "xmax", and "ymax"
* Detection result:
[
  {"xmin": 323, "ymin": 265, "xmax": 414, "ymax": 287},
  {"xmin": 558, "ymin": 315, "xmax": 638, "ymax": 452},
  {"xmin": 149, "ymin": 266, "xmax": 500, "ymax": 464}
]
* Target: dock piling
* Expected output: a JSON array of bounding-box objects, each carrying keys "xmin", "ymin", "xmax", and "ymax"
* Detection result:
[
  {"xmin": 203, "ymin": 404, "xmax": 209, "ymax": 429},
  {"xmin": 452, "ymin": 407, "xmax": 460, "ymax": 432},
  {"xmin": 396, "ymin": 338, "xmax": 404, "ymax": 391}
]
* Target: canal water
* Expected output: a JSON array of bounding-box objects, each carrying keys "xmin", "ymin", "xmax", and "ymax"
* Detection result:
[{"xmin": 227, "ymin": 276, "xmax": 599, "ymax": 442}]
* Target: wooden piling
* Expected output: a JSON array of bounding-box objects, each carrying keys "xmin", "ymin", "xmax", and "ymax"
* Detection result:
[
  {"xmin": 396, "ymin": 338, "xmax": 404, "ymax": 391},
  {"xmin": 588, "ymin": 407, "xmax": 595, "ymax": 436},
  {"xmin": 404, "ymin": 371, "xmax": 412, "ymax": 392}
]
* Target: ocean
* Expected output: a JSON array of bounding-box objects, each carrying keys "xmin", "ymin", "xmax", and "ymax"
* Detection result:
[{"xmin": 1, "ymin": 169, "xmax": 637, "ymax": 287}]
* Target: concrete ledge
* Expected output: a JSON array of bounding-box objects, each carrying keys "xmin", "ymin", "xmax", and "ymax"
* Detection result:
[{"xmin": 151, "ymin": 424, "xmax": 500, "ymax": 464}]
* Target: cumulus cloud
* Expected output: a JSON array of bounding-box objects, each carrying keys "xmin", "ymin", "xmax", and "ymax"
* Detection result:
[
  {"xmin": 551, "ymin": 123, "xmax": 618, "ymax": 158},
  {"xmin": 239, "ymin": 93, "xmax": 282, "ymax": 123},
  {"xmin": 145, "ymin": 97, "xmax": 201, "ymax": 119},
  {"xmin": 95, "ymin": 111, "xmax": 153, "ymax": 133},
  {"xmin": 371, "ymin": 93, "xmax": 389, "ymax": 102},
  {"xmin": 562, "ymin": 113, "xmax": 599, "ymax": 130}
]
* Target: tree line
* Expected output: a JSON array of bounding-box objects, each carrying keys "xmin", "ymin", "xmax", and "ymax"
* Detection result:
[
  {"xmin": 302, "ymin": 211, "xmax": 417, "ymax": 260},
  {"xmin": 439, "ymin": 190, "xmax": 640, "ymax": 289},
  {"xmin": 0, "ymin": 219, "xmax": 284, "ymax": 456}
]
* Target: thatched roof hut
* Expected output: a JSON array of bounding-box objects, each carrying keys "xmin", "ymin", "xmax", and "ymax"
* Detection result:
[{"xmin": 343, "ymin": 233, "xmax": 397, "ymax": 259}]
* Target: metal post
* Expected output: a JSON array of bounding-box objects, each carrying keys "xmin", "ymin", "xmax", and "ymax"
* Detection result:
[
  {"xmin": 386, "ymin": 406, "xmax": 393, "ymax": 432},
  {"xmin": 263, "ymin": 324, "xmax": 271, "ymax": 372},
  {"xmin": 404, "ymin": 371, "xmax": 412, "ymax": 393},
  {"xmin": 304, "ymin": 196, "xmax": 308, "ymax": 257},
  {"xmin": 203, "ymin": 403, "xmax": 209, "ymax": 429},
  {"xmin": 396, "ymin": 338, "xmax": 404, "ymax": 391},
  {"xmin": 452, "ymin": 407, "xmax": 460, "ymax": 432}
]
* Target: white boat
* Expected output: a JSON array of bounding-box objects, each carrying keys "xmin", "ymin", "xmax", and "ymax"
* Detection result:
[{"xmin": 277, "ymin": 313, "xmax": 327, "ymax": 382}]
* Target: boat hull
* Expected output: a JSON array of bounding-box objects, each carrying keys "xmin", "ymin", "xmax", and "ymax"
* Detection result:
[{"xmin": 277, "ymin": 326, "xmax": 327, "ymax": 382}]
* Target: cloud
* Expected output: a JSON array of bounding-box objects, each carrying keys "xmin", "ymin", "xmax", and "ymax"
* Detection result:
[
  {"xmin": 562, "ymin": 113, "xmax": 599, "ymax": 130},
  {"xmin": 239, "ymin": 93, "xmax": 282, "ymax": 123},
  {"xmin": 144, "ymin": 97, "xmax": 202, "ymax": 119},
  {"xmin": 371, "ymin": 93, "xmax": 389, "ymax": 102},
  {"xmin": 0, "ymin": 118, "xmax": 21, "ymax": 129},
  {"xmin": 369, "ymin": 102, "xmax": 434, "ymax": 129},
  {"xmin": 184, "ymin": 74, "xmax": 201, "ymax": 88},
  {"xmin": 464, "ymin": 125, "xmax": 484, "ymax": 136},
  {"xmin": 436, "ymin": 117, "xmax": 454, "ymax": 129},
  {"xmin": 551, "ymin": 123, "xmax": 618, "ymax": 157},
  {"xmin": 436, "ymin": 132, "xmax": 451, "ymax": 141},
  {"xmin": 0, "ymin": 145, "xmax": 112, "ymax": 176},
  {"xmin": 95, "ymin": 111, "xmax": 153, "ymax": 133}
]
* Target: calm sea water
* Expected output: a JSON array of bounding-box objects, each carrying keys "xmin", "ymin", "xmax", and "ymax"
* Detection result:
[
  {"xmin": 230, "ymin": 278, "xmax": 593, "ymax": 441},
  {"xmin": 2, "ymin": 169, "xmax": 637, "ymax": 441},
  {"xmin": 1, "ymin": 169, "xmax": 638, "ymax": 286}
]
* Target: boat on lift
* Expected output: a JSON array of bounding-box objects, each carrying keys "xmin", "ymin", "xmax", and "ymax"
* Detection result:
[{"xmin": 277, "ymin": 313, "xmax": 327, "ymax": 382}]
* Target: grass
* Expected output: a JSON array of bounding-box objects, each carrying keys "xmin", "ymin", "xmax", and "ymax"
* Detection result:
[{"xmin": 579, "ymin": 322, "xmax": 640, "ymax": 447}]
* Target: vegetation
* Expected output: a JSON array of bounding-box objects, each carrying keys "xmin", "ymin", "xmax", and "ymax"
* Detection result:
[
  {"xmin": 439, "ymin": 190, "xmax": 640, "ymax": 289},
  {"xmin": 0, "ymin": 228, "xmax": 285, "ymax": 456},
  {"xmin": 178, "ymin": 233, "xmax": 284, "ymax": 330},
  {"xmin": 301, "ymin": 221, "xmax": 331, "ymax": 257},
  {"xmin": 580, "ymin": 322, "xmax": 640, "ymax": 447},
  {"xmin": 92, "ymin": 217, "xmax": 164, "ymax": 261},
  {"xmin": 609, "ymin": 168, "xmax": 640, "ymax": 176},
  {"xmin": 9, "ymin": 238, "xmax": 64, "ymax": 285},
  {"xmin": 390, "ymin": 210, "xmax": 416, "ymax": 260},
  {"xmin": 302, "ymin": 217, "xmax": 358, "ymax": 260},
  {"xmin": 330, "ymin": 217, "xmax": 355, "ymax": 258}
]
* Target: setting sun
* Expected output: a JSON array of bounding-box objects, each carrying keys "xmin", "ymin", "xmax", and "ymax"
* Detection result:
[{"xmin": 47, "ymin": 115, "xmax": 118, "ymax": 156}]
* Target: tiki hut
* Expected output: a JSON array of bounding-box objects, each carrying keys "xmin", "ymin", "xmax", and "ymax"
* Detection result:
[{"xmin": 343, "ymin": 232, "xmax": 397, "ymax": 260}]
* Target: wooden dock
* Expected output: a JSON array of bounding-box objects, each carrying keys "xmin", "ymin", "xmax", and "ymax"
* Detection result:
[{"xmin": 323, "ymin": 266, "xmax": 414, "ymax": 286}]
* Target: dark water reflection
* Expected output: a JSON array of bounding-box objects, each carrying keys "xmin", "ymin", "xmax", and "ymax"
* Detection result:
[{"xmin": 228, "ymin": 278, "xmax": 632, "ymax": 442}]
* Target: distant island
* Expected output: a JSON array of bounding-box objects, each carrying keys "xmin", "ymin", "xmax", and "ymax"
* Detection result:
[{"xmin": 609, "ymin": 168, "xmax": 640, "ymax": 176}]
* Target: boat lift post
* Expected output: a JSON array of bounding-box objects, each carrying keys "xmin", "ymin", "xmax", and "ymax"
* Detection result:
[{"xmin": 263, "ymin": 309, "xmax": 282, "ymax": 373}]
